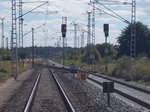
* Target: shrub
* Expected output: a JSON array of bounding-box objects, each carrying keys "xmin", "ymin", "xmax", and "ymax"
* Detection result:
[{"xmin": 111, "ymin": 56, "xmax": 133, "ymax": 80}]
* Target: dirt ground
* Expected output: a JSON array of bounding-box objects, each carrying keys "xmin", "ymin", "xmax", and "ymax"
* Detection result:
[{"xmin": 0, "ymin": 69, "xmax": 33, "ymax": 108}]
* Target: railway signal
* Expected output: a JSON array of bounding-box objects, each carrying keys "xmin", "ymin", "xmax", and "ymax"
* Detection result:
[
  {"xmin": 61, "ymin": 17, "xmax": 67, "ymax": 67},
  {"xmin": 103, "ymin": 24, "xmax": 109, "ymax": 72},
  {"xmin": 104, "ymin": 24, "xmax": 109, "ymax": 37},
  {"xmin": 61, "ymin": 24, "xmax": 67, "ymax": 37}
]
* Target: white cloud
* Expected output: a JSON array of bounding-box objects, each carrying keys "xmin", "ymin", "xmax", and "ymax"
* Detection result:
[{"xmin": 0, "ymin": 0, "xmax": 150, "ymax": 47}]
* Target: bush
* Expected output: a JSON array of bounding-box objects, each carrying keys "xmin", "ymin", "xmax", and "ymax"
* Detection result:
[
  {"xmin": 111, "ymin": 56, "xmax": 150, "ymax": 82},
  {"xmin": 111, "ymin": 56, "xmax": 133, "ymax": 80}
]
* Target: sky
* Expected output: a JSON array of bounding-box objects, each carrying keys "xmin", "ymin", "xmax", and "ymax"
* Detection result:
[{"xmin": 0, "ymin": 0, "xmax": 150, "ymax": 48}]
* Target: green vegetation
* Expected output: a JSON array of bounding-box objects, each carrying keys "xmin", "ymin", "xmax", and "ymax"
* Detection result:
[
  {"xmin": 134, "ymin": 80, "xmax": 150, "ymax": 86},
  {"xmin": 0, "ymin": 48, "xmax": 31, "ymax": 83},
  {"xmin": 117, "ymin": 22, "xmax": 150, "ymax": 57},
  {"xmin": 109, "ymin": 56, "xmax": 150, "ymax": 82},
  {"xmin": 0, "ymin": 61, "xmax": 30, "ymax": 83}
]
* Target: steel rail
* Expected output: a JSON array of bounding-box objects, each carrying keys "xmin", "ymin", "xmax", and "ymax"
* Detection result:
[
  {"xmin": 23, "ymin": 68, "xmax": 43, "ymax": 112},
  {"xmin": 88, "ymin": 77, "xmax": 150, "ymax": 109},
  {"xmin": 75, "ymin": 67, "xmax": 150, "ymax": 94},
  {"xmin": 90, "ymin": 72, "xmax": 150, "ymax": 94},
  {"xmin": 48, "ymin": 60, "xmax": 150, "ymax": 109},
  {"xmin": 48, "ymin": 68, "xmax": 76, "ymax": 112},
  {"xmin": 48, "ymin": 60, "xmax": 150, "ymax": 95}
]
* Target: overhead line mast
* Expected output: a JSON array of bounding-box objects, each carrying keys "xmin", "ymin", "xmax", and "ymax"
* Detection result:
[
  {"xmin": 87, "ymin": 11, "xmax": 91, "ymax": 45},
  {"xmin": 19, "ymin": 0, "xmax": 23, "ymax": 47},
  {"xmin": 92, "ymin": 2, "xmax": 95, "ymax": 45},
  {"xmin": 130, "ymin": 0, "xmax": 136, "ymax": 58},
  {"xmin": 11, "ymin": 0, "xmax": 18, "ymax": 80}
]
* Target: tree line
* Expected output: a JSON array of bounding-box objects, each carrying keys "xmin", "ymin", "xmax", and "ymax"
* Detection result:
[{"xmin": 0, "ymin": 21, "xmax": 150, "ymax": 62}]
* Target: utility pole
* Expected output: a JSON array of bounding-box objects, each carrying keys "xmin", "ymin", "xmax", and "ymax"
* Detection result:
[
  {"xmin": 130, "ymin": 0, "xmax": 136, "ymax": 59},
  {"xmin": 32, "ymin": 28, "xmax": 34, "ymax": 67},
  {"xmin": 1, "ymin": 18, "xmax": 5, "ymax": 48}
]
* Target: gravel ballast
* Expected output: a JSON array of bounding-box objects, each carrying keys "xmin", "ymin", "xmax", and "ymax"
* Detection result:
[{"xmin": 54, "ymin": 68, "xmax": 146, "ymax": 112}]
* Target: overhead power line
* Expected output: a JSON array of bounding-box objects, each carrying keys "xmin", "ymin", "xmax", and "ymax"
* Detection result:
[
  {"xmin": 24, "ymin": 24, "xmax": 45, "ymax": 36},
  {"xmin": 88, "ymin": 3, "xmax": 130, "ymax": 24},
  {"xmin": 16, "ymin": 1, "xmax": 48, "ymax": 19}
]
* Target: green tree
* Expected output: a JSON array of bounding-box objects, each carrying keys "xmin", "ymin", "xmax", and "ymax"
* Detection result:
[{"xmin": 117, "ymin": 22, "xmax": 150, "ymax": 58}]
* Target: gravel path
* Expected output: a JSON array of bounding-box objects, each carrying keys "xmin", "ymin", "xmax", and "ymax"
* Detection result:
[
  {"xmin": 30, "ymin": 67, "xmax": 68, "ymax": 112},
  {"xmin": 0, "ymin": 65, "xmax": 41, "ymax": 112}
]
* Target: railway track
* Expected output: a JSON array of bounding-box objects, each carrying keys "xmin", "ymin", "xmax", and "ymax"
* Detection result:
[
  {"xmin": 77, "ymin": 70, "xmax": 150, "ymax": 109},
  {"xmin": 23, "ymin": 66, "xmax": 75, "ymax": 112},
  {"xmin": 48, "ymin": 60, "xmax": 150, "ymax": 110}
]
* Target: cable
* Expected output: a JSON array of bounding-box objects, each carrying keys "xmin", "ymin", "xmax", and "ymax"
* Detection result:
[
  {"xmin": 88, "ymin": 3, "xmax": 130, "ymax": 24},
  {"xmin": 96, "ymin": 1, "xmax": 130, "ymax": 23},
  {"xmin": 16, "ymin": 1, "xmax": 48, "ymax": 19}
]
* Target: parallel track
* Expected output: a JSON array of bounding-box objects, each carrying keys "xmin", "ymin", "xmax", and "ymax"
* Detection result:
[
  {"xmin": 48, "ymin": 60, "xmax": 150, "ymax": 109},
  {"xmin": 78, "ymin": 69, "xmax": 150, "ymax": 109},
  {"xmin": 23, "ymin": 66, "xmax": 75, "ymax": 112},
  {"xmin": 88, "ymin": 77, "xmax": 150, "ymax": 109}
]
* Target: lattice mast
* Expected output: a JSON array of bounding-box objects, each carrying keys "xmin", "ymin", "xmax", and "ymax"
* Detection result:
[
  {"xmin": 130, "ymin": 0, "xmax": 136, "ymax": 58},
  {"xmin": 92, "ymin": 2, "xmax": 95, "ymax": 45},
  {"xmin": 18, "ymin": 0, "xmax": 23, "ymax": 47},
  {"xmin": 87, "ymin": 11, "xmax": 91, "ymax": 45},
  {"xmin": 11, "ymin": 0, "xmax": 18, "ymax": 80}
]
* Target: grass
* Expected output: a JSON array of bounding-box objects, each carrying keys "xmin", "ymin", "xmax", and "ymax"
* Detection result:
[
  {"xmin": 0, "ymin": 60, "xmax": 31, "ymax": 83},
  {"xmin": 0, "ymin": 72, "xmax": 10, "ymax": 83},
  {"xmin": 61, "ymin": 56, "xmax": 150, "ymax": 87},
  {"xmin": 134, "ymin": 80, "xmax": 150, "ymax": 86}
]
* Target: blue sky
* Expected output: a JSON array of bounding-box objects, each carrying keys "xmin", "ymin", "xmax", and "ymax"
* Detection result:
[{"xmin": 0, "ymin": 0, "xmax": 150, "ymax": 48}]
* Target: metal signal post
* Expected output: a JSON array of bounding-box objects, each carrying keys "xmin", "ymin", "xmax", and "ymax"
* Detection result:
[{"xmin": 61, "ymin": 17, "xmax": 67, "ymax": 67}]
